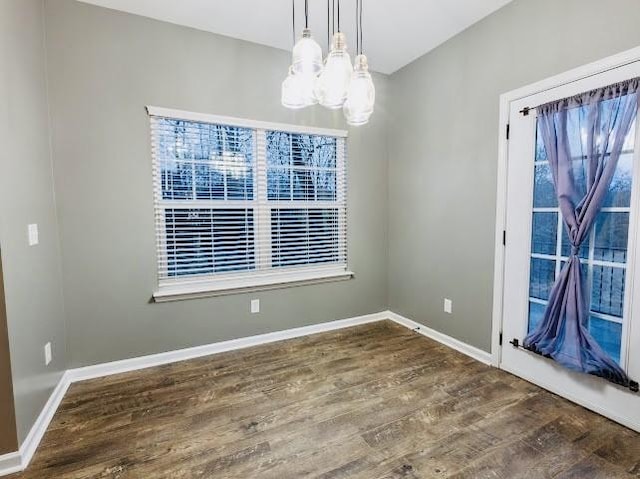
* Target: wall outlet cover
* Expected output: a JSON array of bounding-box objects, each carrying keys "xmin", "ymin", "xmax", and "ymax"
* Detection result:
[
  {"xmin": 251, "ymin": 299, "xmax": 260, "ymax": 314},
  {"xmin": 28, "ymin": 224, "xmax": 39, "ymax": 246},
  {"xmin": 44, "ymin": 342, "xmax": 52, "ymax": 366},
  {"xmin": 444, "ymin": 298, "xmax": 453, "ymax": 314}
]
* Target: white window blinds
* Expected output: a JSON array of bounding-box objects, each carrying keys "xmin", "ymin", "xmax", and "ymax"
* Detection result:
[{"xmin": 148, "ymin": 107, "xmax": 348, "ymax": 298}]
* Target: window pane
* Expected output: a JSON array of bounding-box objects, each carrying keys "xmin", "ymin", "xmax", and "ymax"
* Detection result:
[
  {"xmin": 535, "ymin": 124, "xmax": 547, "ymax": 162},
  {"xmin": 291, "ymin": 134, "xmax": 337, "ymax": 168},
  {"xmin": 533, "ymin": 163, "xmax": 557, "ymax": 208},
  {"xmin": 589, "ymin": 317, "xmax": 622, "ymax": 364},
  {"xmin": 267, "ymin": 168, "xmax": 291, "ymax": 200},
  {"xmin": 292, "ymin": 169, "xmax": 315, "ymax": 200},
  {"xmin": 267, "ymin": 131, "xmax": 292, "ymax": 167},
  {"xmin": 591, "ymin": 265, "xmax": 625, "ymax": 317},
  {"xmin": 164, "ymin": 208, "xmax": 255, "ymax": 277},
  {"xmin": 603, "ymin": 152, "xmax": 633, "ymax": 207},
  {"xmin": 594, "ymin": 212, "xmax": 629, "ymax": 263},
  {"xmin": 271, "ymin": 209, "xmax": 340, "ymax": 267},
  {"xmin": 531, "ymin": 212, "xmax": 557, "ymax": 255},
  {"xmin": 194, "ymin": 164, "xmax": 224, "ymax": 200},
  {"xmin": 226, "ymin": 168, "xmax": 254, "ymax": 200},
  {"xmin": 162, "ymin": 160, "xmax": 193, "ymax": 200},
  {"xmin": 529, "ymin": 258, "xmax": 555, "ymax": 300},
  {"xmin": 156, "ymin": 119, "xmax": 254, "ymax": 201},
  {"xmin": 267, "ymin": 131, "xmax": 338, "ymax": 202},
  {"xmin": 314, "ymin": 170, "xmax": 337, "ymax": 200},
  {"xmin": 528, "ymin": 301, "xmax": 546, "ymax": 334}
]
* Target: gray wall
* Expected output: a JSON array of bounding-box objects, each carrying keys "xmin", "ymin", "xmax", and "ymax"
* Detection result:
[
  {"xmin": 43, "ymin": 0, "xmax": 389, "ymax": 368},
  {"xmin": 0, "ymin": 0, "xmax": 67, "ymax": 444},
  {"xmin": 388, "ymin": 0, "xmax": 640, "ymax": 352}
]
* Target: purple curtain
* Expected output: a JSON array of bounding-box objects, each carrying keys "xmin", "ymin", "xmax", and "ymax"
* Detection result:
[{"xmin": 524, "ymin": 78, "xmax": 640, "ymax": 386}]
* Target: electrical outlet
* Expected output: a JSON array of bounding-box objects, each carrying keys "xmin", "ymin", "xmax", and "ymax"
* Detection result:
[
  {"xmin": 44, "ymin": 342, "xmax": 52, "ymax": 366},
  {"xmin": 251, "ymin": 299, "xmax": 260, "ymax": 314},
  {"xmin": 444, "ymin": 298, "xmax": 453, "ymax": 314},
  {"xmin": 28, "ymin": 224, "xmax": 39, "ymax": 246}
]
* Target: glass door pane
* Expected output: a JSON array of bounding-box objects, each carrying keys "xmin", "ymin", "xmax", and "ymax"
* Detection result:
[{"xmin": 527, "ymin": 107, "xmax": 637, "ymax": 365}]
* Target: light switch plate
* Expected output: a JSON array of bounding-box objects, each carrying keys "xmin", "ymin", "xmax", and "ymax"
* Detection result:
[
  {"xmin": 44, "ymin": 342, "xmax": 52, "ymax": 366},
  {"xmin": 444, "ymin": 298, "xmax": 453, "ymax": 314},
  {"xmin": 28, "ymin": 224, "xmax": 39, "ymax": 246},
  {"xmin": 251, "ymin": 299, "xmax": 260, "ymax": 314}
]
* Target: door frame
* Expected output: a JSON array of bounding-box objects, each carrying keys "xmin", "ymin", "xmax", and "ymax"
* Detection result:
[
  {"xmin": 492, "ymin": 47, "xmax": 640, "ymax": 430},
  {"xmin": 492, "ymin": 45, "xmax": 640, "ymax": 367}
]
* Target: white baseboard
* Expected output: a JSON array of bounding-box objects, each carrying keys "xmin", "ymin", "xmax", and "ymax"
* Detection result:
[
  {"xmin": 0, "ymin": 311, "xmax": 388, "ymax": 476},
  {"xmin": 0, "ymin": 371, "xmax": 71, "ymax": 477},
  {"xmin": 0, "ymin": 452, "xmax": 21, "ymax": 477},
  {"xmin": 19, "ymin": 371, "xmax": 71, "ymax": 469},
  {"xmin": 385, "ymin": 311, "xmax": 493, "ymax": 365},
  {"xmin": 0, "ymin": 309, "xmax": 490, "ymax": 477},
  {"xmin": 67, "ymin": 311, "xmax": 389, "ymax": 383}
]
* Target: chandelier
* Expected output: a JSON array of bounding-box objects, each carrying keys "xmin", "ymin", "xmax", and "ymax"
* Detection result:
[{"xmin": 282, "ymin": 0, "xmax": 375, "ymax": 126}]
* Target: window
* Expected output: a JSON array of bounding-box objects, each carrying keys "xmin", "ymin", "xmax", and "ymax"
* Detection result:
[
  {"xmin": 147, "ymin": 107, "xmax": 350, "ymax": 300},
  {"xmin": 528, "ymin": 100, "xmax": 637, "ymax": 363}
]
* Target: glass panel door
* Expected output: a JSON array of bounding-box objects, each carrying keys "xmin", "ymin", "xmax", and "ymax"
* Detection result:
[
  {"xmin": 527, "ymin": 109, "xmax": 636, "ymax": 366},
  {"xmin": 500, "ymin": 58, "xmax": 640, "ymax": 432}
]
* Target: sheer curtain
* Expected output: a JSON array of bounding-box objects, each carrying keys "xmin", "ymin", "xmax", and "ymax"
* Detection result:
[{"xmin": 524, "ymin": 79, "xmax": 639, "ymax": 386}]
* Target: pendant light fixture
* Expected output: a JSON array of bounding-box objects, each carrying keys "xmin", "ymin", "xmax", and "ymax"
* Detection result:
[
  {"xmin": 290, "ymin": 0, "xmax": 323, "ymax": 106},
  {"xmin": 282, "ymin": 66, "xmax": 305, "ymax": 109},
  {"xmin": 282, "ymin": 1, "xmax": 305, "ymax": 109},
  {"xmin": 315, "ymin": 0, "xmax": 353, "ymax": 109},
  {"xmin": 344, "ymin": 0, "xmax": 375, "ymax": 125},
  {"xmin": 281, "ymin": 0, "xmax": 375, "ymax": 125}
]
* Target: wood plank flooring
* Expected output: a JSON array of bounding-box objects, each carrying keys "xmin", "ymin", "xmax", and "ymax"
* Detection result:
[{"xmin": 9, "ymin": 320, "xmax": 640, "ymax": 478}]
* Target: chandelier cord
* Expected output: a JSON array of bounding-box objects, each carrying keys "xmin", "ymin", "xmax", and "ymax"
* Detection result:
[
  {"xmin": 359, "ymin": 0, "xmax": 363, "ymax": 54},
  {"xmin": 304, "ymin": 0, "xmax": 309, "ymax": 29},
  {"xmin": 327, "ymin": 0, "xmax": 330, "ymax": 52},
  {"xmin": 292, "ymin": 0, "xmax": 296, "ymax": 46},
  {"xmin": 337, "ymin": 0, "xmax": 340, "ymax": 32},
  {"xmin": 332, "ymin": 0, "xmax": 335, "ymax": 36},
  {"xmin": 355, "ymin": 0, "xmax": 359, "ymax": 55}
]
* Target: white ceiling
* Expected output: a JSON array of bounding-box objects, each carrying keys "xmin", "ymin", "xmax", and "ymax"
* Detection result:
[{"xmin": 78, "ymin": 0, "xmax": 513, "ymax": 74}]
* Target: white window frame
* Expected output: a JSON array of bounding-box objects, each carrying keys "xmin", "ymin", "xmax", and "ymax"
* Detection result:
[{"xmin": 147, "ymin": 106, "xmax": 353, "ymax": 302}]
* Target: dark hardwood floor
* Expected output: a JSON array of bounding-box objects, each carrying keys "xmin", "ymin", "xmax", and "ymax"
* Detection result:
[{"xmin": 9, "ymin": 320, "xmax": 640, "ymax": 478}]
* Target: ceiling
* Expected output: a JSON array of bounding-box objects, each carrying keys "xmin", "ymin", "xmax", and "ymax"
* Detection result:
[{"xmin": 78, "ymin": 0, "xmax": 513, "ymax": 74}]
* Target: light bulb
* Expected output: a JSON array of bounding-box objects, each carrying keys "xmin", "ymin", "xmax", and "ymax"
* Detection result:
[
  {"xmin": 292, "ymin": 28, "xmax": 323, "ymax": 77},
  {"xmin": 315, "ymin": 32, "xmax": 353, "ymax": 109},
  {"xmin": 343, "ymin": 54, "xmax": 375, "ymax": 126},
  {"xmin": 281, "ymin": 66, "xmax": 305, "ymax": 109}
]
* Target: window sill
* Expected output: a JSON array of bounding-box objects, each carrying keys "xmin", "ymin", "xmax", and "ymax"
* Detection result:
[{"xmin": 153, "ymin": 269, "xmax": 355, "ymax": 303}]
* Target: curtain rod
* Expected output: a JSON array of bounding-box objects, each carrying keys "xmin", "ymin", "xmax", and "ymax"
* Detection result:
[{"xmin": 519, "ymin": 76, "xmax": 640, "ymax": 116}]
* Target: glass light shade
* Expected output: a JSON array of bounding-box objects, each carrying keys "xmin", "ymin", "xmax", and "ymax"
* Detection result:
[
  {"xmin": 315, "ymin": 32, "xmax": 353, "ymax": 109},
  {"xmin": 343, "ymin": 54, "xmax": 375, "ymax": 126},
  {"xmin": 298, "ymin": 72, "xmax": 318, "ymax": 106},
  {"xmin": 292, "ymin": 28, "xmax": 324, "ymax": 77},
  {"xmin": 281, "ymin": 67, "xmax": 305, "ymax": 109}
]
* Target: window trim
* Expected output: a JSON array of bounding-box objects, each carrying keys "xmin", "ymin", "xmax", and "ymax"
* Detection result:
[
  {"xmin": 146, "ymin": 106, "xmax": 348, "ymax": 138},
  {"xmin": 153, "ymin": 268, "xmax": 354, "ymax": 302},
  {"xmin": 147, "ymin": 106, "xmax": 351, "ymax": 301}
]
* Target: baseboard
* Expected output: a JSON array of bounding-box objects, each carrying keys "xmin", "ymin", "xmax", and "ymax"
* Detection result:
[
  {"xmin": 19, "ymin": 371, "xmax": 71, "ymax": 469},
  {"xmin": 67, "ymin": 311, "xmax": 389, "ymax": 383},
  {"xmin": 385, "ymin": 311, "xmax": 493, "ymax": 365},
  {"xmin": 0, "ymin": 371, "xmax": 71, "ymax": 477},
  {"xmin": 0, "ymin": 452, "xmax": 21, "ymax": 477},
  {"xmin": 0, "ymin": 309, "xmax": 491, "ymax": 477},
  {"xmin": 0, "ymin": 310, "xmax": 389, "ymax": 477}
]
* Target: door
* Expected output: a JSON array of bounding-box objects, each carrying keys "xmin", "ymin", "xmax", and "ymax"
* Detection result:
[{"xmin": 501, "ymin": 61, "xmax": 640, "ymax": 430}]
